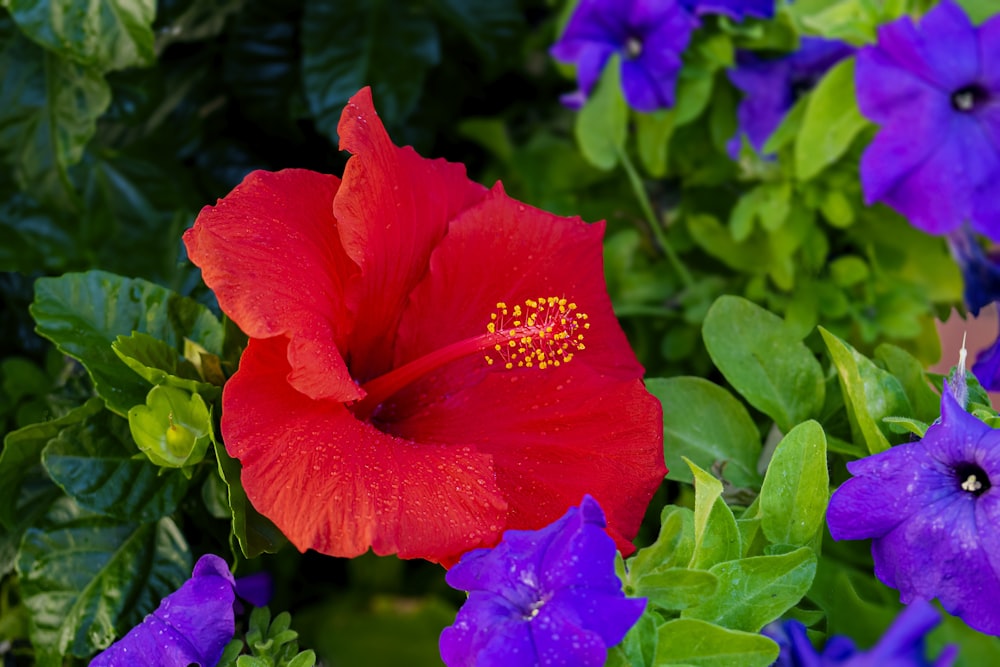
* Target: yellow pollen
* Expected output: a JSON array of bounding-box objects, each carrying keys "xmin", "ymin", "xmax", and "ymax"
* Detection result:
[
  {"xmin": 962, "ymin": 474, "xmax": 983, "ymax": 492},
  {"xmin": 483, "ymin": 296, "xmax": 589, "ymax": 370}
]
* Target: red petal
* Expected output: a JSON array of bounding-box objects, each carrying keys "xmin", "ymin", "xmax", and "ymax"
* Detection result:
[
  {"xmin": 333, "ymin": 87, "xmax": 488, "ymax": 383},
  {"xmin": 184, "ymin": 169, "xmax": 362, "ymax": 402},
  {"xmin": 379, "ymin": 186, "xmax": 665, "ymax": 553},
  {"xmin": 222, "ymin": 336, "xmax": 508, "ymax": 564}
]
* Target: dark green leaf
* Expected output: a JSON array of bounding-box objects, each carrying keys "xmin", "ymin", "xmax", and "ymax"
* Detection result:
[
  {"xmin": 31, "ymin": 270, "xmax": 224, "ymax": 416},
  {"xmin": 649, "ymin": 376, "xmax": 762, "ymax": 487},
  {"xmin": 41, "ymin": 409, "xmax": 191, "ymax": 521},
  {"xmin": 112, "ymin": 332, "xmax": 221, "ymax": 399},
  {"xmin": 301, "ymin": 0, "xmax": 440, "ymax": 138},
  {"xmin": 3, "ymin": 0, "xmax": 155, "ymax": 71},
  {"xmin": 654, "ymin": 618, "xmax": 779, "ymax": 666},
  {"xmin": 15, "ymin": 497, "xmax": 190, "ymax": 659},
  {"xmin": 424, "ymin": 0, "xmax": 522, "ymax": 62},
  {"xmin": 874, "ymin": 343, "xmax": 941, "ymax": 424},
  {"xmin": 213, "ymin": 439, "xmax": 288, "ymax": 558},
  {"xmin": 702, "ymin": 296, "xmax": 825, "ymax": 431},
  {"xmin": 682, "ymin": 547, "xmax": 817, "ymax": 632},
  {"xmin": 759, "ymin": 421, "xmax": 829, "ymax": 547}
]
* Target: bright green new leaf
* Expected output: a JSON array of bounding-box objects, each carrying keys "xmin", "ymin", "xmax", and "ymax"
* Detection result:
[
  {"xmin": 686, "ymin": 459, "xmax": 741, "ymax": 569},
  {"xmin": 112, "ymin": 332, "xmax": 222, "ymax": 400},
  {"xmin": 31, "ymin": 270, "xmax": 225, "ymax": 416},
  {"xmin": 759, "ymin": 421, "xmax": 829, "ymax": 546},
  {"xmin": 3, "ymin": 0, "xmax": 155, "ymax": 71},
  {"xmin": 795, "ymin": 58, "xmax": 868, "ymax": 181},
  {"xmin": 128, "ymin": 385, "xmax": 212, "ymax": 470},
  {"xmin": 654, "ymin": 618, "xmax": 779, "ymax": 666},
  {"xmin": 213, "ymin": 439, "xmax": 288, "ymax": 558},
  {"xmin": 683, "ymin": 547, "xmax": 817, "ymax": 632},
  {"xmin": 702, "ymin": 296, "xmax": 825, "ymax": 432},
  {"xmin": 15, "ymin": 497, "xmax": 190, "ymax": 660},
  {"xmin": 648, "ymin": 376, "xmax": 762, "ymax": 487},
  {"xmin": 42, "ymin": 409, "xmax": 191, "ymax": 521},
  {"xmin": 575, "ymin": 54, "xmax": 627, "ymax": 170},
  {"xmin": 629, "ymin": 505, "xmax": 696, "ymax": 581},
  {"xmin": 820, "ymin": 327, "xmax": 913, "ymax": 455}
]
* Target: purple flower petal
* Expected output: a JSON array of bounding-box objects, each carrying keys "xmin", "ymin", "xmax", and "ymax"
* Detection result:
[
  {"xmin": 946, "ymin": 227, "xmax": 1000, "ymax": 315},
  {"xmin": 234, "ymin": 571, "xmax": 273, "ymax": 608},
  {"xmin": 685, "ymin": 0, "xmax": 774, "ymax": 20},
  {"xmin": 973, "ymin": 325, "xmax": 1000, "ymax": 391}
]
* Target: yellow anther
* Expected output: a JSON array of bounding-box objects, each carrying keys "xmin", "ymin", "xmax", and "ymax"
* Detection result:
[{"xmin": 485, "ymin": 296, "xmax": 589, "ymax": 372}]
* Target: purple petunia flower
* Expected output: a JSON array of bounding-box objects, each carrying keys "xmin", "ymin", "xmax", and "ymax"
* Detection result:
[
  {"xmin": 439, "ymin": 495, "xmax": 646, "ymax": 667},
  {"xmin": 728, "ymin": 37, "xmax": 855, "ymax": 157},
  {"xmin": 764, "ymin": 600, "xmax": 957, "ymax": 666},
  {"xmin": 947, "ymin": 227, "xmax": 1000, "ymax": 316},
  {"xmin": 681, "ymin": 0, "xmax": 775, "ymax": 21},
  {"xmin": 856, "ymin": 0, "xmax": 1000, "ymax": 240},
  {"xmin": 550, "ymin": 0, "xmax": 699, "ymax": 112},
  {"xmin": 91, "ymin": 554, "xmax": 272, "ymax": 666},
  {"xmin": 972, "ymin": 318, "xmax": 1000, "ymax": 392},
  {"xmin": 826, "ymin": 385, "xmax": 1000, "ymax": 636}
]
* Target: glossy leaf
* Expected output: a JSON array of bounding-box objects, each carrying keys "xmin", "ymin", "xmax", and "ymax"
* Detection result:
[
  {"xmin": 213, "ymin": 439, "xmax": 288, "ymax": 559},
  {"xmin": 702, "ymin": 296, "xmax": 825, "ymax": 431},
  {"xmin": 654, "ymin": 618, "xmax": 779, "ymax": 666},
  {"xmin": 112, "ymin": 332, "xmax": 221, "ymax": 399},
  {"xmin": 31, "ymin": 270, "xmax": 224, "ymax": 416},
  {"xmin": 425, "ymin": 0, "xmax": 522, "ymax": 62},
  {"xmin": 682, "ymin": 547, "xmax": 817, "ymax": 632},
  {"xmin": 759, "ymin": 421, "xmax": 829, "ymax": 547},
  {"xmin": 41, "ymin": 409, "xmax": 191, "ymax": 521},
  {"xmin": 3, "ymin": 0, "xmax": 155, "ymax": 71},
  {"xmin": 649, "ymin": 376, "xmax": 762, "ymax": 487},
  {"xmin": 575, "ymin": 54, "xmax": 626, "ymax": 171},
  {"xmin": 15, "ymin": 497, "xmax": 190, "ymax": 660}
]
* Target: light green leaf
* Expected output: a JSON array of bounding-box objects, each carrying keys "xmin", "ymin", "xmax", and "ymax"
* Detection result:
[
  {"xmin": 687, "ymin": 459, "xmax": 741, "ymax": 569},
  {"xmin": 654, "ymin": 618, "xmax": 780, "ymax": 666},
  {"xmin": 795, "ymin": 58, "xmax": 867, "ymax": 181},
  {"xmin": 702, "ymin": 296, "xmax": 825, "ymax": 431},
  {"xmin": 759, "ymin": 421, "xmax": 829, "ymax": 546},
  {"xmin": 112, "ymin": 332, "xmax": 221, "ymax": 399},
  {"xmin": 683, "ymin": 547, "xmax": 817, "ymax": 632},
  {"xmin": 648, "ymin": 376, "xmax": 762, "ymax": 487},
  {"xmin": 635, "ymin": 110, "xmax": 674, "ymax": 177},
  {"xmin": 635, "ymin": 567, "xmax": 719, "ymax": 612},
  {"xmin": 575, "ymin": 53, "xmax": 626, "ymax": 170},
  {"xmin": 31, "ymin": 270, "xmax": 224, "ymax": 416},
  {"xmin": 629, "ymin": 505, "xmax": 696, "ymax": 580}
]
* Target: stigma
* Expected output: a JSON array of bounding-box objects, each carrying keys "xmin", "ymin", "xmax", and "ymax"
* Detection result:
[{"xmin": 484, "ymin": 297, "xmax": 589, "ymax": 371}]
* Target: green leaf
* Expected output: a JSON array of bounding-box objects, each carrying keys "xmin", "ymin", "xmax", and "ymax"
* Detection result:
[
  {"xmin": 635, "ymin": 110, "xmax": 675, "ymax": 177},
  {"xmin": 635, "ymin": 567, "xmax": 719, "ymax": 612},
  {"xmin": 702, "ymin": 296, "xmax": 825, "ymax": 431},
  {"xmin": 683, "ymin": 547, "xmax": 817, "ymax": 632},
  {"xmin": 0, "ymin": 398, "xmax": 103, "ymax": 529},
  {"xmin": 15, "ymin": 497, "xmax": 190, "ymax": 659},
  {"xmin": 575, "ymin": 53, "xmax": 627, "ymax": 170},
  {"xmin": 128, "ymin": 385, "xmax": 212, "ymax": 470},
  {"xmin": 0, "ymin": 20, "xmax": 111, "ymax": 205},
  {"xmin": 608, "ymin": 607, "xmax": 659, "ymax": 667},
  {"xmin": 213, "ymin": 439, "xmax": 288, "ymax": 558},
  {"xmin": 2, "ymin": 0, "xmax": 155, "ymax": 71},
  {"xmin": 648, "ymin": 376, "xmax": 762, "ymax": 487},
  {"xmin": 301, "ymin": 0, "xmax": 440, "ymax": 138},
  {"xmin": 31, "ymin": 270, "xmax": 224, "ymax": 417},
  {"xmin": 629, "ymin": 505, "xmax": 696, "ymax": 580},
  {"xmin": 654, "ymin": 618, "xmax": 779, "ymax": 666},
  {"xmin": 112, "ymin": 332, "xmax": 221, "ymax": 399},
  {"xmin": 41, "ymin": 409, "xmax": 191, "ymax": 521},
  {"xmin": 795, "ymin": 58, "xmax": 867, "ymax": 181},
  {"xmin": 686, "ymin": 459, "xmax": 741, "ymax": 569},
  {"xmin": 424, "ymin": 0, "xmax": 522, "ymax": 62},
  {"xmin": 759, "ymin": 421, "xmax": 829, "ymax": 547},
  {"xmin": 874, "ymin": 343, "xmax": 941, "ymax": 424},
  {"xmin": 820, "ymin": 327, "xmax": 913, "ymax": 455}
]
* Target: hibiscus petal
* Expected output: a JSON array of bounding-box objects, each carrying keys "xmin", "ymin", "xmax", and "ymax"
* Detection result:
[
  {"xmin": 222, "ymin": 336, "xmax": 507, "ymax": 563},
  {"xmin": 184, "ymin": 169, "xmax": 361, "ymax": 402},
  {"xmin": 333, "ymin": 87, "xmax": 487, "ymax": 384}
]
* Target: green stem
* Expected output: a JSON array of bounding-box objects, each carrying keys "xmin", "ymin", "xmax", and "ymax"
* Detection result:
[{"xmin": 618, "ymin": 150, "xmax": 694, "ymax": 288}]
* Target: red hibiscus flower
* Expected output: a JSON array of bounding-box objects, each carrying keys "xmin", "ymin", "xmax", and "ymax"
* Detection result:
[{"xmin": 183, "ymin": 87, "xmax": 665, "ymax": 565}]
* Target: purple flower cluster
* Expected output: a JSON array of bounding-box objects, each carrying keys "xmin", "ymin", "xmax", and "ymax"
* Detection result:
[
  {"xmin": 439, "ymin": 496, "xmax": 645, "ymax": 667},
  {"xmin": 826, "ymin": 386, "xmax": 1000, "ymax": 636},
  {"xmin": 765, "ymin": 600, "xmax": 957, "ymax": 666},
  {"xmin": 551, "ymin": 0, "xmax": 774, "ymax": 112}
]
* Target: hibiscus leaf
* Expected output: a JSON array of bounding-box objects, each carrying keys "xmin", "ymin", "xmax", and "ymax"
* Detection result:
[
  {"xmin": 681, "ymin": 547, "xmax": 818, "ymax": 632},
  {"xmin": 794, "ymin": 58, "xmax": 868, "ymax": 181},
  {"xmin": 0, "ymin": 19, "xmax": 111, "ymax": 208},
  {"xmin": 423, "ymin": 0, "xmax": 522, "ymax": 63},
  {"xmin": 212, "ymin": 438, "xmax": 288, "ymax": 559},
  {"xmin": 112, "ymin": 332, "xmax": 222, "ymax": 400},
  {"xmin": 654, "ymin": 618, "xmax": 779, "ymax": 666},
  {"xmin": 649, "ymin": 376, "xmax": 762, "ymax": 488},
  {"xmin": 759, "ymin": 421, "xmax": 829, "ymax": 547},
  {"xmin": 14, "ymin": 497, "xmax": 190, "ymax": 661},
  {"xmin": 702, "ymin": 295, "xmax": 825, "ymax": 432},
  {"xmin": 3, "ymin": 0, "xmax": 155, "ymax": 71},
  {"xmin": 819, "ymin": 327, "xmax": 913, "ymax": 455},
  {"xmin": 301, "ymin": 0, "xmax": 440, "ymax": 139},
  {"xmin": 40, "ymin": 408, "xmax": 192, "ymax": 522},
  {"xmin": 31, "ymin": 270, "xmax": 225, "ymax": 417},
  {"xmin": 576, "ymin": 53, "xmax": 627, "ymax": 170}
]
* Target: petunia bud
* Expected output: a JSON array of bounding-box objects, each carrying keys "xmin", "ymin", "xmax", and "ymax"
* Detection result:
[{"xmin": 128, "ymin": 385, "xmax": 212, "ymax": 472}]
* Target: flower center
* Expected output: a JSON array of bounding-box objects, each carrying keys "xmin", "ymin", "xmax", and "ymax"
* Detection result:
[
  {"xmin": 349, "ymin": 297, "xmax": 589, "ymax": 420},
  {"xmin": 956, "ymin": 463, "xmax": 991, "ymax": 496},
  {"xmin": 625, "ymin": 36, "xmax": 643, "ymax": 59},
  {"xmin": 951, "ymin": 84, "xmax": 988, "ymax": 112}
]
